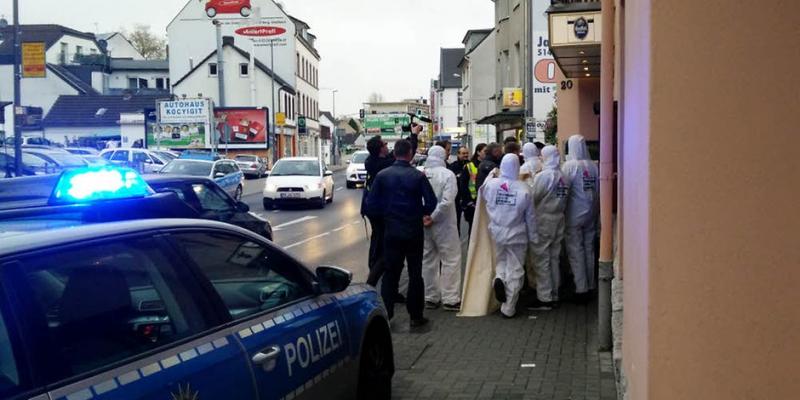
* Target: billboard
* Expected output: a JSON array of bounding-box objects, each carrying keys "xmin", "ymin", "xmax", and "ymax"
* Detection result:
[
  {"xmin": 364, "ymin": 114, "xmax": 411, "ymax": 138},
  {"xmin": 150, "ymin": 99, "xmax": 213, "ymax": 149},
  {"xmin": 503, "ymin": 88, "xmax": 524, "ymax": 108},
  {"xmin": 213, "ymin": 107, "xmax": 270, "ymax": 149},
  {"xmin": 531, "ymin": 0, "xmax": 558, "ymax": 140},
  {"xmin": 22, "ymin": 42, "xmax": 46, "ymax": 78}
]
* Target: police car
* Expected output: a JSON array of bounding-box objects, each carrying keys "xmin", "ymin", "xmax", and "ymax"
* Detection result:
[
  {"xmin": 159, "ymin": 152, "xmax": 245, "ymax": 201},
  {"xmin": 0, "ymin": 167, "xmax": 394, "ymax": 400}
]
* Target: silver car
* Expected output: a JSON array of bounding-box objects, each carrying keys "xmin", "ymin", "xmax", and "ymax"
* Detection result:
[{"xmin": 234, "ymin": 154, "xmax": 268, "ymax": 178}]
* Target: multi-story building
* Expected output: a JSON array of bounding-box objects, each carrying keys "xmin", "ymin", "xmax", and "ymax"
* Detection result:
[
  {"xmin": 460, "ymin": 29, "xmax": 497, "ymax": 150},
  {"xmin": 291, "ymin": 16, "xmax": 321, "ymax": 159},
  {"xmin": 434, "ymin": 48, "xmax": 465, "ymax": 142}
]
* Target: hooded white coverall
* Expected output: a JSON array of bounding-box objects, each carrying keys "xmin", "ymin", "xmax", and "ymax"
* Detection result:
[
  {"xmin": 482, "ymin": 154, "xmax": 537, "ymax": 317},
  {"xmin": 520, "ymin": 142, "xmax": 542, "ymax": 185},
  {"xmin": 530, "ymin": 146, "xmax": 570, "ymax": 302},
  {"xmin": 562, "ymin": 135, "xmax": 599, "ymax": 294},
  {"xmin": 422, "ymin": 146, "xmax": 462, "ymax": 305}
]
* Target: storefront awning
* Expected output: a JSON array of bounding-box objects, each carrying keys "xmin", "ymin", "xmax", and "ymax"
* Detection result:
[
  {"xmin": 476, "ymin": 110, "xmax": 524, "ymax": 125},
  {"xmin": 548, "ymin": 2, "xmax": 602, "ymax": 78}
]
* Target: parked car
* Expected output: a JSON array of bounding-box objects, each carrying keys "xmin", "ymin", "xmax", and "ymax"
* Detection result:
[
  {"xmin": 99, "ymin": 148, "xmax": 169, "ymax": 174},
  {"xmin": 0, "ymin": 150, "xmax": 47, "ymax": 177},
  {"xmin": 159, "ymin": 156, "xmax": 245, "ymax": 200},
  {"xmin": 234, "ymin": 154, "xmax": 268, "ymax": 178},
  {"xmin": 22, "ymin": 149, "xmax": 88, "ymax": 172},
  {"xmin": 263, "ymin": 157, "xmax": 334, "ymax": 209},
  {"xmin": 65, "ymin": 147, "xmax": 100, "ymax": 156},
  {"xmin": 152, "ymin": 150, "xmax": 180, "ymax": 161},
  {"xmin": 146, "ymin": 175, "xmax": 273, "ymax": 240},
  {"xmin": 346, "ymin": 150, "xmax": 369, "ymax": 189},
  {"xmin": 80, "ymin": 155, "xmax": 109, "ymax": 166}
]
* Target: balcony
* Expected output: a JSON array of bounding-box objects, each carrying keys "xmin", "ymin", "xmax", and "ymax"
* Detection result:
[{"xmin": 547, "ymin": 0, "xmax": 602, "ymax": 78}]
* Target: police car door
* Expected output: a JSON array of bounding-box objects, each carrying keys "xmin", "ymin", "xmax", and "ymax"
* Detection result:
[
  {"xmin": 169, "ymin": 230, "xmax": 352, "ymax": 400},
  {"xmin": 1, "ymin": 235, "xmax": 258, "ymax": 400}
]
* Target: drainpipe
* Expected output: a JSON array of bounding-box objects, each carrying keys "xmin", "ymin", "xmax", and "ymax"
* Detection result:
[{"xmin": 598, "ymin": 0, "xmax": 615, "ymax": 352}]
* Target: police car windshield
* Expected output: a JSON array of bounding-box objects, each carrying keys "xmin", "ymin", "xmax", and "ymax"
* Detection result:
[
  {"xmin": 351, "ymin": 153, "xmax": 369, "ymax": 164},
  {"xmin": 270, "ymin": 160, "xmax": 319, "ymax": 177},
  {"xmin": 160, "ymin": 160, "xmax": 213, "ymax": 177}
]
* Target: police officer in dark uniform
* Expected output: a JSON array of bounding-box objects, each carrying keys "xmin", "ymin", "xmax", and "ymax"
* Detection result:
[
  {"xmin": 365, "ymin": 135, "xmax": 437, "ymax": 327},
  {"xmin": 362, "ymin": 135, "xmax": 395, "ymax": 286}
]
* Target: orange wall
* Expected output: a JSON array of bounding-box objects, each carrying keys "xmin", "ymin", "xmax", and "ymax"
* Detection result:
[
  {"xmin": 623, "ymin": 0, "xmax": 800, "ymax": 399},
  {"xmin": 556, "ymin": 76, "xmax": 600, "ymax": 150}
]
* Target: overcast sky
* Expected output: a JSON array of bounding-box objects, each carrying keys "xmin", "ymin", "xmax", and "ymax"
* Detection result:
[{"xmin": 0, "ymin": 0, "xmax": 494, "ymax": 117}]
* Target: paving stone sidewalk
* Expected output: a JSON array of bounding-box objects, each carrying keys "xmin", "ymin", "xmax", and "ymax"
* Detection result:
[{"xmin": 389, "ymin": 298, "xmax": 617, "ymax": 400}]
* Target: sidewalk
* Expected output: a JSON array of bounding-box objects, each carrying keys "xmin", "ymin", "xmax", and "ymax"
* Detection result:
[{"xmin": 390, "ymin": 298, "xmax": 617, "ymax": 400}]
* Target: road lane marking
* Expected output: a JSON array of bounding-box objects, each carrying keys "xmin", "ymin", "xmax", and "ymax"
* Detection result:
[
  {"xmin": 332, "ymin": 227, "xmax": 345, "ymax": 232},
  {"xmin": 284, "ymin": 232, "xmax": 331, "ymax": 250},
  {"xmin": 335, "ymin": 187, "xmax": 343, "ymax": 192},
  {"xmin": 351, "ymin": 220, "xmax": 361, "ymax": 225},
  {"xmin": 272, "ymin": 216, "xmax": 317, "ymax": 230}
]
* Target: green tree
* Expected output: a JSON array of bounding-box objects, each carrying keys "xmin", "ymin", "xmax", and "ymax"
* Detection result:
[
  {"xmin": 544, "ymin": 105, "xmax": 558, "ymax": 145},
  {"xmin": 126, "ymin": 24, "xmax": 166, "ymax": 60}
]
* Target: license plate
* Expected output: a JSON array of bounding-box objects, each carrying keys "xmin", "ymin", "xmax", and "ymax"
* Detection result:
[{"xmin": 280, "ymin": 193, "xmax": 301, "ymax": 199}]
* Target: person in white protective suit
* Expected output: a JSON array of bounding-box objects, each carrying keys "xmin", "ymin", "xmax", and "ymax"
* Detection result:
[
  {"xmin": 520, "ymin": 142, "xmax": 542, "ymax": 184},
  {"xmin": 482, "ymin": 154, "xmax": 537, "ymax": 318},
  {"xmin": 527, "ymin": 145, "xmax": 571, "ymax": 310},
  {"xmin": 562, "ymin": 134, "xmax": 599, "ymax": 301},
  {"xmin": 422, "ymin": 146, "xmax": 463, "ymax": 311}
]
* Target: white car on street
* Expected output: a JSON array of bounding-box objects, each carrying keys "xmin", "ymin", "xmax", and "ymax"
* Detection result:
[
  {"xmin": 263, "ymin": 157, "xmax": 334, "ymax": 209},
  {"xmin": 346, "ymin": 150, "xmax": 369, "ymax": 189}
]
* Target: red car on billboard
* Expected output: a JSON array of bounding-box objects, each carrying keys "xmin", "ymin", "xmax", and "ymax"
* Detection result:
[{"xmin": 205, "ymin": 0, "xmax": 252, "ymax": 18}]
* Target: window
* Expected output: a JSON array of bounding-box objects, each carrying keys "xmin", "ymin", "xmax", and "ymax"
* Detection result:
[
  {"xmin": 239, "ymin": 63, "xmax": 249, "ymax": 77},
  {"xmin": 458, "ymin": 91, "xmax": 463, "ymax": 105},
  {"xmin": 192, "ymin": 183, "xmax": 234, "ymax": 213},
  {"xmin": 0, "ymin": 303, "xmax": 27, "ymax": 398},
  {"xmin": 128, "ymin": 77, "xmax": 138, "ymax": 89},
  {"xmin": 16, "ymin": 238, "xmax": 207, "ymax": 380},
  {"xmin": 296, "ymin": 52, "xmax": 300, "ymax": 75},
  {"xmin": 76, "ymin": 45, "xmax": 83, "ymax": 55},
  {"xmin": 171, "ymin": 233, "xmax": 313, "ymax": 320},
  {"xmin": 110, "ymin": 150, "xmax": 129, "ymax": 162},
  {"xmin": 132, "ymin": 151, "xmax": 149, "ymax": 164},
  {"xmin": 90, "ymin": 48, "xmax": 97, "ymax": 55},
  {"xmin": 138, "ymin": 78, "xmax": 148, "ymax": 89},
  {"xmin": 100, "ymin": 151, "xmax": 113, "ymax": 160},
  {"xmin": 156, "ymin": 78, "xmax": 165, "ymax": 89},
  {"xmin": 209, "ymin": 63, "xmax": 218, "ymax": 76}
]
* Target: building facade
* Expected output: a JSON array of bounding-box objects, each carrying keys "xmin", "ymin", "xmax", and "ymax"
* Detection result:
[
  {"xmin": 460, "ymin": 29, "xmax": 497, "ymax": 150},
  {"xmin": 97, "ymin": 32, "xmax": 144, "ymax": 60},
  {"xmin": 292, "ymin": 16, "xmax": 321, "ymax": 159},
  {"xmin": 435, "ymin": 48, "xmax": 465, "ymax": 141}
]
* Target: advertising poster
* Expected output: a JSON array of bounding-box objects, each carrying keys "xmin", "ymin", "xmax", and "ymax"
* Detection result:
[
  {"xmin": 531, "ymin": 0, "xmax": 558, "ymax": 141},
  {"xmin": 22, "ymin": 42, "xmax": 46, "ymax": 78},
  {"xmin": 213, "ymin": 108, "xmax": 270, "ymax": 149},
  {"xmin": 364, "ymin": 114, "xmax": 411, "ymax": 138},
  {"xmin": 150, "ymin": 99, "xmax": 213, "ymax": 149}
]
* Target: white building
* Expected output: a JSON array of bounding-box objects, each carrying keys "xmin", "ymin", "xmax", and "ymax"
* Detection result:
[
  {"xmin": 108, "ymin": 59, "xmax": 170, "ymax": 92},
  {"xmin": 435, "ymin": 48, "xmax": 465, "ymax": 141},
  {"xmin": 461, "ymin": 29, "xmax": 497, "ymax": 149},
  {"xmin": 97, "ymin": 32, "xmax": 144, "ymax": 60},
  {"xmin": 319, "ymin": 111, "xmax": 335, "ymax": 165},
  {"xmin": 291, "ymin": 16, "xmax": 321, "ymax": 158},
  {"xmin": 168, "ymin": 0, "xmax": 321, "ymax": 162}
]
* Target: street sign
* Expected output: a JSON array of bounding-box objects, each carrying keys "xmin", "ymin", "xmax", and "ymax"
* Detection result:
[
  {"xmin": 298, "ymin": 116, "xmax": 307, "ymax": 134},
  {"xmin": 276, "ymin": 112, "xmax": 286, "ymax": 126},
  {"xmin": 22, "ymin": 42, "xmax": 46, "ymax": 78}
]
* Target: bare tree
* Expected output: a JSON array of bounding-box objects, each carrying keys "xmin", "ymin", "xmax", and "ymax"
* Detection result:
[
  {"xmin": 126, "ymin": 24, "xmax": 166, "ymax": 60},
  {"xmin": 367, "ymin": 92, "xmax": 385, "ymax": 103}
]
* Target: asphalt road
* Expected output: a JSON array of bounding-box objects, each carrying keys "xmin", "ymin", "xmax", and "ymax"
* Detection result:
[{"xmin": 240, "ymin": 171, "xmax": 372, "ymax": 282}]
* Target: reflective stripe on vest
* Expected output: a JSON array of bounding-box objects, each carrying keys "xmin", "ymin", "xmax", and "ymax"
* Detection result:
[{"xmin": 467, "ymin": 162, "xmax": 478, "ymax": 199}]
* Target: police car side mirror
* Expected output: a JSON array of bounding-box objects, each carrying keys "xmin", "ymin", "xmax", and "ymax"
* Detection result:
[
  {"xmin": 314, "ymin": 266, "xmax": 352, "ymax": 294},
  {"xmin": 236, "ymin": 201, "xmax": 250, "ymax": 212},
  {"xmin": 214, "ymin": 172, "xmax": 225, "ymax": 178}
]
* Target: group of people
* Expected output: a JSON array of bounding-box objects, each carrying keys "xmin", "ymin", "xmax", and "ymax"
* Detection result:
[{"xmin": 362, "ymin": 125, "xmax": 600, "ymax": 326}]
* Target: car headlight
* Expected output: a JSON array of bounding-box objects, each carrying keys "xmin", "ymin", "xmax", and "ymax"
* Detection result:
[
  {"xmin": 305, "ymin": 182, "xmax": 323, "ymax": 190},
  {"xmin": 266, "ymin": 183, "xmax": 278, "ymax": 192}
]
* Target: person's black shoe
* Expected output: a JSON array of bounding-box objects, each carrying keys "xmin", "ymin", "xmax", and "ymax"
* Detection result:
[
  {"xmin": 409, "ymin": 317, "xmax": 429, "ymax": 328},
  {"xmin": 527, "ymin": 299, "xmax": 554, "ymax": 311},
  {"xmin": 442, "ymin": 302, "xmax": 461, "ymax": 311},
  {"xmin": 501, "ymin": 312, "xmax": 515, "ymax": 319},
  {"xmin": 493, "ymin": 278, "xmax": 507, "ymax": 303},
  {"xmin": 425, "ymin": 301, "xmax": 440, "ymax": 310},
  {"xmin": 395, "ymin": 293, "xmax": 407, "ymax": 303}
]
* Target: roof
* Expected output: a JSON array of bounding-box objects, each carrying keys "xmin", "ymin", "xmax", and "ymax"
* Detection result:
[
  {"xmin": 319, "ymin": 111, "xmax": 334, "ymax": 121},
  {"xmin": 0, "ymin": 24, "xmax": 98, "ymax": 62},
  {"xmin": 290, "ymin": 16, "xmax": 320, "ymax": 59},
  {"xmin": 461, "ymin": 29, "xmax": 493, "ymax": 46},
  {"xmin": 0, "ymin": 218, "xmax": 246, "ymax": 256},
  {"xmin": 42, "ymin": 95, "xmax": 165, "ymax": 128},
  {"xmin": 47, "ymin": 64, "xmax": 100, "ymax": 95},
  {"xmin": 439, "ymin": 48, "xmax": 465, "ymax": 89},
  {"xmin": 110, "ymin": 59, "xmax": 169, "ymax": 71},
  {"xmin": 172, "ymin": 42, "xmax": 295, "ymax": 94}
]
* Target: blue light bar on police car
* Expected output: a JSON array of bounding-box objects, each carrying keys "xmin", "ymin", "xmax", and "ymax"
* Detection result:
[{"xmin": 50, "ymin": 166, "xmax": 152, "ymax": 205}]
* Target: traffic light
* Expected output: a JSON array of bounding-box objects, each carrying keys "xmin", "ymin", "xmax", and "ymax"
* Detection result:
[
  {"xmin": 359, "ymin": 109, "xmax": 365, "ymax": 119},
  {"xmin": 298, "ymin": 116, "xmax": 307, "ymax": 134}
]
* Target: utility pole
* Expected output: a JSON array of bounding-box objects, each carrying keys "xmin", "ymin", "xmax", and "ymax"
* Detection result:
[
  {"xmin": 12, "ymin": 0, "xmax": 22, "ymax": 176},
  {"xmin": 269, "ymin": 40, "xmax": 278, "ymax": 163},
  {"xmin": 213, "ymin": 20, "xmax": 226, "ymax": 107}
]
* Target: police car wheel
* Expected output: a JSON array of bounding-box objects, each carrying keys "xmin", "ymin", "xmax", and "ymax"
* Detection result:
[
  {"xmin": 263, "ymin": 199, "xmax": 274, "ymax": 210},
  {"xmin": 316, "ymin": 191, "xmax": 326, "ymax": 209},
  {"xmin": 346, "ymin": 182, "xmax": 354, "ymax": 189},
  {"xmin": 327, "ymin": 189, "xmax": 334, "ymax": 203},
  {"xmin": 357, "ymin": 330, "xmax": 393, "ymax": 400}
]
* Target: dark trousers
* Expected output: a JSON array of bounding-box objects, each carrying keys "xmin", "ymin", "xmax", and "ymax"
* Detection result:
[
  {"xmin": 366, "ymin": 216, "xmax": 386, "ymax": 286},
  {"xmin": 382, "ymin": 235, "xmax": 425, "ymax": 321},
  {"xmin": 463, "ymin": 205, "xmax": 476, "ymax": 238}
]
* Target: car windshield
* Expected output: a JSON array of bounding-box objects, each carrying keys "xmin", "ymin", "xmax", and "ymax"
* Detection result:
[
  {"xmin": 2, "ymin": 151, "xmax": 48, "ymax": 168},
  {"xmin": 270, "ymin": 160, "xmax": 319, "ymax": 177},
  {"xmin": 155, "ymin": 151, "xmax": 177, "ymax": 161},
  {"xmin": 160, "ymin": 160, "xmax": 213, "ymax": 177},
  {"xmin": 235, "ymin": 155, "xmax": 257, "ymax": 162},
  {"xmin": 351, "ymin": 153, "xmax": 369, "ymax": 164}
]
